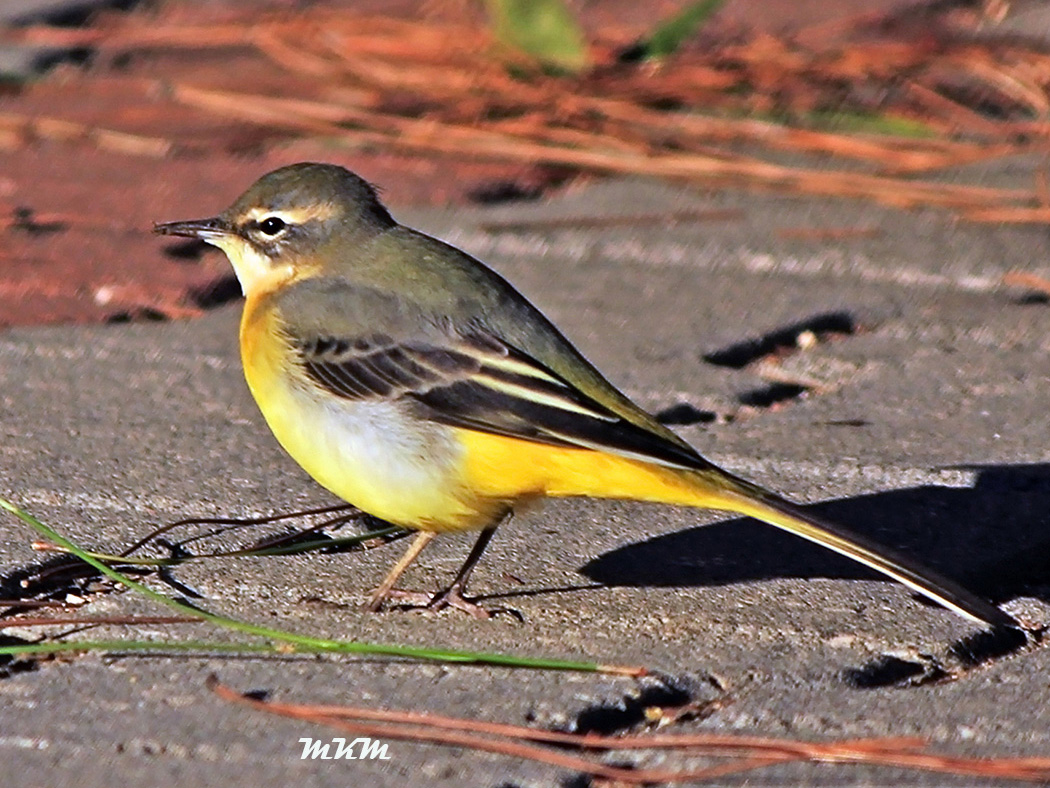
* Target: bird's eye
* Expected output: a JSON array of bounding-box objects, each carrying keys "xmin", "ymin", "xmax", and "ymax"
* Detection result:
[{"xmin": 257, "ymin": 216, "xmax": 286, "ymax": 236}]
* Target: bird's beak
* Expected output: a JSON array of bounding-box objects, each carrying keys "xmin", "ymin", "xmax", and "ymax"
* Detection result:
[{"xmin": 152, "ymin": 216, "xmax": 232, "ymax": 240}]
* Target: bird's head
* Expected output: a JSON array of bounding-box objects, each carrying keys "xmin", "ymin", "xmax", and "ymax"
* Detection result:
[{"xmin": 154, "ymin": 163, "xmax": 394, "ymax": 296}]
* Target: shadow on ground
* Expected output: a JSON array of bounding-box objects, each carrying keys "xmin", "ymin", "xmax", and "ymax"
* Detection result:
[{"xmin": 580, "ymin": 463, "xmax": 1050, "ymax": 607}]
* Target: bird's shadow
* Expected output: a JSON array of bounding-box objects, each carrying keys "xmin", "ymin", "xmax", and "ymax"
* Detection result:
[{"xmin": 580, "ymin": 463, "xmax": 1050, "ymax": 607}]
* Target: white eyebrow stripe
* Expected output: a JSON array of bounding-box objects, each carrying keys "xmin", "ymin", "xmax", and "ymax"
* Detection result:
[{"xmin": 244, "ymin": 204, "xmax": 338, "ymax": 224}]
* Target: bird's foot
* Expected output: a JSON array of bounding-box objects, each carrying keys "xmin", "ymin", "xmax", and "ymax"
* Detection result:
[{"xmin": 377, "ymin": 587, "xmax": 520, "ymax": 620}]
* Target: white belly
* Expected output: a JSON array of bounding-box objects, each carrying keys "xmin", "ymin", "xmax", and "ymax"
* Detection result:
[{"xmin": 250, "ymin": 372, "xmax": 486, "ymax": 529}]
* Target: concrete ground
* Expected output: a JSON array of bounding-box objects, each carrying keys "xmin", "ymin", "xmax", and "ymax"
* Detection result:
[{"xmin": 2, "ymin": 167, "xmax": 1050, "ymax": 786}]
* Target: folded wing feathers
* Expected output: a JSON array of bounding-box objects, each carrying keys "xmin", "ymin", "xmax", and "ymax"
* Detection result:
[
  {"xmin": 294, "ymin": 330, "xmax": 707, "ymax": 469},
  {"xmin": 298, "ymin": 332, "xmax": 616, "ymax": 420}
]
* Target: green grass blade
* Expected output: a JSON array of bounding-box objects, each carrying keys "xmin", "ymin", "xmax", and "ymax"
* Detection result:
[
  {"xmin": 0, "ymin": 495, "xmax": 630, "ymax": 673},
  {"xmin": 0, "ymin": 640, "xmax": 284, "ymax": 657},
  {"xmin": 0, "ymin": 638, "xmax": 618, "ymax": 671},
  {"xmin": 235, "ymin": 527, "xmax": 402, "ymax": 557},
  {"xmin": 34, "ymin": 526, "xmax": 404, "ymax": 567}
]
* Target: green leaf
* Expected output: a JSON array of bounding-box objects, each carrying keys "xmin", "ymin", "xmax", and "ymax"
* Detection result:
[
  {"xmin": 640, "ymin": 0, "xmax": 727, "ymax": 60},
  {"xmin": 484, "ymin": 0, "xmax": 590, "ymax": 72}
]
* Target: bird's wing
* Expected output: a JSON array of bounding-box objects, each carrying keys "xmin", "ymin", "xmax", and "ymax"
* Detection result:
[{"xmin": 291, "ymin": 328, "xmax": 713, "ymax": 472}]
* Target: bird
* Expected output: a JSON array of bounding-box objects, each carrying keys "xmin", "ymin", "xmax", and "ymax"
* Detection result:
[{"xmin": 153, "ymin": 162, "xmax": 1015, "ymax": 629}]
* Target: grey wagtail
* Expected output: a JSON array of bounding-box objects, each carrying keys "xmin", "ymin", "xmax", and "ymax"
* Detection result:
[{"xmin": 154, "ymin": 162, "xmax": 1015, "ymax": 628}]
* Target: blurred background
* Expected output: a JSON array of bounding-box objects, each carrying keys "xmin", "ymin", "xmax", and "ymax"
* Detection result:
[{"xmin": 1, "ymin": 0, "xmax": 1049, "ymax": 328}]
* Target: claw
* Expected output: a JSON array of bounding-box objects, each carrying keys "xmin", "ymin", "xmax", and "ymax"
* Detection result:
[{"xmin": 378, "ymin": 587, "xmax": 521, "ymax": 621}]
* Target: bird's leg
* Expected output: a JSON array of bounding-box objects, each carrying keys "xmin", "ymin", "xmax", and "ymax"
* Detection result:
[
  {"xmin": 366, "ymin": 530, "xmax": 435, "ymax": 611},
  {"xmin": 426, "ymin": 525, "xmax": 500, "ymax": 619},
  {"xmin": 382, "ymin": 520, "xmax": 520, "ymax": 619}
]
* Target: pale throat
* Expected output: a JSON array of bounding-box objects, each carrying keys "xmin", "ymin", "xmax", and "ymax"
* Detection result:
[{"xmin": 207, "ymin": 236, "xmax": 293, "ymax": 297}]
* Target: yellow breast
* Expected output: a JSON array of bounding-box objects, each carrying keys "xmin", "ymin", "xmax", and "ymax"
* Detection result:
[{"xmin": 237, "ymin": 298, "xmax": 506, "ymax": 531}]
